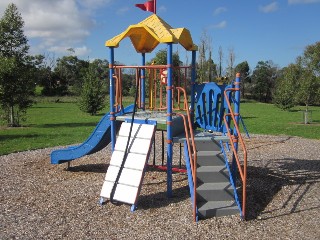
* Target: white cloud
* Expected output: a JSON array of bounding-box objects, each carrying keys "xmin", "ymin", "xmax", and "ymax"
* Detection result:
[
  {"xmin": 210, "ymin": 21, "xmax": 227, "ymax": 29},
  {"xmin": 158, "ymin": 5, "xmax": 167, "ymax": 12},
  {"xmin": 79, "ymin": 0, "xmax": 113, "ymax": 10},
  {"xmin": 288, "ymin": 0, "xmax": 320, "ymax": 4},
  {"xmin": 116, "ymin": 7, "xmax": 130, "ymax": 15},
  {"xmin": 0, "ymin": 0, "xmax": 113, "ymax": 57},
  {"xmin": 213, "ymin": 7, "xmax": 227, "ymax": 16},
  {"xmin": 260, "ymin": 2, "xmax": 279, "ymax": 13},
  {"xmin": 48, "ymin": 45, "xmax": 91, "ymax": 56}
]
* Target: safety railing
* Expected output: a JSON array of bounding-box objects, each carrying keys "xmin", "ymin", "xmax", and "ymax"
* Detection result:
[
  {"xmin": 174, "ymin": 86, "xmax": 197, "ymax": 222},
  {"xmin": 223, "ymin": 88, "xmax": 247, "ymax": 219},
  {"xmin": 112, "ymin": 65, "xmax": 192, "ymax": 112}
]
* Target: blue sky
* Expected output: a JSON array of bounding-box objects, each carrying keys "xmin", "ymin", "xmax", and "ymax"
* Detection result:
[{"xmin": 0, "ymin": 0, "xmax": 319, "ymax": 70}]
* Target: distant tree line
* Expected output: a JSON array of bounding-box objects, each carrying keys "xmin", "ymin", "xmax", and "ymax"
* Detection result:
[
  {"xmin": 1, "ymin": 4, "xmax": 319, "ymax": 127},
  {"xmin": 196, "ymin": 30, "xmax": 320, "ymax": 112}
]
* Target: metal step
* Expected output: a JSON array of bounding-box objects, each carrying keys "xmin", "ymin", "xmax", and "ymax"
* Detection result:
[
  {"xmin": 196, "ymin": 150, "xmax": 221, "ymax": 157},
  {"xmin": 197, "ymin": 166, "xmax": 230, "ymax": 183},
  {"xmin": 195, "ymin": 140, "xmax": 221, "ymax": 152},
  {"xmin": 198, "ymin": 200, "xmax": 239, "ymax": 218},
  {"xmin": 195, "ymin": 142, "xmax": 239, "ymax": 219},
  {"xmin": 197, "ymin": 154, "xmax": 225, "ymax": 166},
  {"xmin": 197, "ymin": 182, "xmax": 234, "ymax": 202}
]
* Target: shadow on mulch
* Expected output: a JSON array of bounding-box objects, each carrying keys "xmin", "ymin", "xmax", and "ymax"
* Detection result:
[
  {"xmin": 56, "ymin": 156, "xmax": 320, "ymax": 220},
  {"xmin": 137, "ymin": 185, "xmax": 190, "ymax": 210},
  {"xmin": 246, "ymin": 158, "xmax": 320, "ymax": 220},
  {"xmin": 66, "ymin": 163, "xmax": 109, "ymax": 173},
  {"xmin": 66, "ymin": 162, "xmax": 190, "ymax": 210}
]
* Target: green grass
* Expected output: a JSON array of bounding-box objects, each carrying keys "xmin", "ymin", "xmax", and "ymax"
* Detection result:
[
  {"xmin": 0, "ymin": 97, "xmax": 319, "ymax": 156},
  {"xmin": 240, "ymin": 101, "xmax": 320, "ymax": 139},
  {"xmin": 0, "ymin": 102, "xmax": 107, "ymax": 155}
]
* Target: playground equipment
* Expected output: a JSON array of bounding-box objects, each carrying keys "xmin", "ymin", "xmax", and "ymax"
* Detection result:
[{"xmin": 50, "ymin": 14, "xmax": 247, "ymax": 222}]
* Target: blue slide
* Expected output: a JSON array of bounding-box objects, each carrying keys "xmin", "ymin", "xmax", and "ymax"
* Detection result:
[{"xmin": 50, "ymin": 104, "xmax": 134, "ymax": 164}]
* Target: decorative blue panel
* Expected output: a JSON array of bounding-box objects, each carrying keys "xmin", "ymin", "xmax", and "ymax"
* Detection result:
[{"xmin": 194, "ymin": 83, "xmax": 233, "ymax": 133}]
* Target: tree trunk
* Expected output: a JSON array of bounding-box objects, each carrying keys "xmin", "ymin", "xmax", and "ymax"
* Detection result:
[
  {"xmin": 10, "ymin": 105, "xmax": 14, "ymax": 127},
  {"xmin": 304, "ymin": 104, "xmax": 309, "ymax": 124}
]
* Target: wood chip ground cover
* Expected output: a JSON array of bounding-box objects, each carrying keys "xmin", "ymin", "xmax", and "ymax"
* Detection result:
[{"xmin": 0, "ymin": 134, "xmax": 319, "ymax": 239}]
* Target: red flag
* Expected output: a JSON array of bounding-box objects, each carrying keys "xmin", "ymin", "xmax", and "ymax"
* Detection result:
[{"xmin": 135, "ymin": 0, "xmax": 156, "ymax": 14}]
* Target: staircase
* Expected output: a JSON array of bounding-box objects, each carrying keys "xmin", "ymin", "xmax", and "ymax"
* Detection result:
[{"xmin": 195, "ymin": 136, "xmax": 239, "ymax": 218}]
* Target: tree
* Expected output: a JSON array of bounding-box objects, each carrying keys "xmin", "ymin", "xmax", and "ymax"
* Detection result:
[
  {"xmin": 301, "ymin": 41, "xmax": 320, "ymax": 77},
  {"xmin": 226, "ymin": 47, "xmax": 236, "ymax": 80},
  {"xmin": 273, "ymin": 64, "xmax": 299, "ymax": 110},
  {"xmin": 198, "ymin": 43, "xmax": 206, "ymax": 82},
  {"xmin": 251, "ymin": 60, "xmax": 278, "ymax": 103},
  {"xmin": 150, "ymin": 49, "xmax": 182, "ymax": 67},
  {"xmin": 197, "ymin": 30, "xmax": 217, "ymax": 82},
  {"xmin": 207, "ymin": 50, "xmax": 217, "ymax": 82},
  {"xmin": 79, "ymin": 63, "xmax": 106, "ymax": 115},
  {"xmin": 296, "ymin": 42, "xmax": 320, "ymax": 111},
  {"xmin": 217, "ymin": 46, "xmax": 223, "ymax": 77},
  {"xmin": 235, "ymin": 61, "xmax": 250, "ymax": 98},
  {"xmin": 90, "ymin": 59, "xmax": 109, "ymax": 87},
  {"xmin": 54, "ymin": 55, "xmax": 89, "ymax": 95},
  {"xmin": 295, "ymin": 57, "xmax": 319, "ymax": 110},
  {"xmin": 35, "ymin": 52, "xmax": 60, "ymax": 96},
  {"xmin": 0, "ymin": 3, "xmax": 34, "ymax": 126}
]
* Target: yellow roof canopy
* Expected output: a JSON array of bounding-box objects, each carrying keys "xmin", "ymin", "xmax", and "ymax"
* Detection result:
[{"xmin": 106, "ymin": 14, "xmax": 198, "ymax": 53}]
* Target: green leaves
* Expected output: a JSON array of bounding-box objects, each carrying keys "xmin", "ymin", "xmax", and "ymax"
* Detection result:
[
  {"xmin": 0, "ymin": 3, "xmax": 29, "ymax": 60},
  {"xmin": 273, "ymin": 42, "xmax": 320, "ymax": 112},
  {"xmin": 273, "ymin": 64, "xmax": 298, "ymax": 110},
  {"xmin": 79, "ymin": 63, "xmax": 106, "ymax": 115},
  {"xmin": 0, "ymin": 3, "xmax": 33, "ymax": 127}
]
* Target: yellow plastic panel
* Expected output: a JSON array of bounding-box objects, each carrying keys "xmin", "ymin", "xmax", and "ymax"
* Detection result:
[{"xmin": 105, "ymin": 14, "xmax": 198, "ymax": 52}]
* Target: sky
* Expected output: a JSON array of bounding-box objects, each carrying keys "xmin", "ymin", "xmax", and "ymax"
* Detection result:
[{"xmin": 0, "ymin": 0, "xmax": 319, "ymax": 70}]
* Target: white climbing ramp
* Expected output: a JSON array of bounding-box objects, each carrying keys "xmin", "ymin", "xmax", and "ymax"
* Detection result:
[{"xmin": 100, "ymin": 121, "xmax": 156, "ymax": 206}]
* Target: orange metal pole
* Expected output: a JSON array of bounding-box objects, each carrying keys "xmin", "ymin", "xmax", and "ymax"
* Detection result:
[
  {"xmin": 223, "ymin": 88, "xmax": 247, "ymax": 219},
  {"xmin": 176, "ymin": 86, "xmax": 197, "ymax": 222}
]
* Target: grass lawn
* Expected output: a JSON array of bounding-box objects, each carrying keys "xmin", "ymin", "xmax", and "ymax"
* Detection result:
[
  {"xmin": 0, "ymin": 101, "xmax": 106, "ymax": 155},
  {"xmin": 240, "ymin": 101, "xmax": 320, "ymax": 139},
  {"xmin": 0, "ymin": 97, "xmax": 319, "ymax": 156}
]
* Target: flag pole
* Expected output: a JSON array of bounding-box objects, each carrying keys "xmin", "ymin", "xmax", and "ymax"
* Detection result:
[{"xmin": 154, "ymin": 0, "xmax": 157, "ymax": 14}]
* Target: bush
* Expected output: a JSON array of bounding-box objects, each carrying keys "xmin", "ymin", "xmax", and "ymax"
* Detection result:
[{"xmin": 79, "ymin": 65, "xmax": 106, "ymax": 115}]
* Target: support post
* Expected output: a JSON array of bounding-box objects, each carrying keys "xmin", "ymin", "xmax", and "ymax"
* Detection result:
[
  {"xmin": 141, "ymin": 53, "xmax": 146, "ymax": 110},
  {"xmin": 234, "ymin": 73, "xmax": 241, "ymax": 128},
  {"xmin": 109, "ymin": 47, "xmax": 116, "ymax": 151},
  {"xmin": 166, "ymin": 43, "xmax": 173, "ymax": 198},
  {"xmin": 191, "ymin": 50, "xmax": 197, "ymax": 125},
  {"xmin": 232, "ymin": 73, "xmax": 241, "ymax": 184}
]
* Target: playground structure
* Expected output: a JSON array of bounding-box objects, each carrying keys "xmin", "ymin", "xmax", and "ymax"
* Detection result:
[{"xmin": 51, "ymin": 14, "xmax": 247, "ymax": 222}]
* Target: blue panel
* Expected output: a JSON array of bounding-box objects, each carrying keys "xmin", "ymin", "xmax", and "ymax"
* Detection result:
[{"xmin": 195, "ymin": 82, "xmax": 233, "ymax": 133}]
